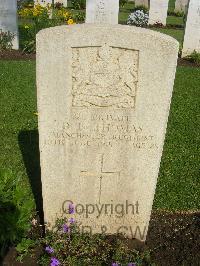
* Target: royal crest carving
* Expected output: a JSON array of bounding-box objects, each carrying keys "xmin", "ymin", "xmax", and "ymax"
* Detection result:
[{"xmin": 72, "ymin": 44, "xmax": 139, "ymax": 108}]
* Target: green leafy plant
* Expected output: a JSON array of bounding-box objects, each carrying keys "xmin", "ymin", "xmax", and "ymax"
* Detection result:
[
  {"xmin": 0, "ymin": 30, "xmax": 15, "ymax": 51},
  {"xmin": 132, "ymin": 5, "xmax": 149, "ymax": 14},
  {"xmin": 174, "ymin": 11, "xmax": 184, "ymax": 17},
  {"xmin": 19, "ymin": 4, "xmax": 75, "ymax": 53},
  {"xmin": 0, "ymin": 169, "xmax": 35, "ymax": 258},
  {"xmin": 127, "ymin": 10, "xmax": 149, "ymax": 27},
  {"xmin": 23, "ymin": 39, "xmax": 36, "ymax": 54},
  {"xmin": 72, "ymin": 10, "xmax": 85, "ymax": 23},
  {"xmin": 15, "ymin": 216, "xmax": 154, "ymax": 266},
  {"xmin": 71, "ymin": 0, "xmax": 86, "ymax": 10},
  {"xmin": 16, "ymin": 238, "xmax": 36, "ymax": 262},
  {"xmin": 17, "ymin": 0, "xmax": 34, "ymax": 10},
  {"xmin": 120, "ymin": 0, "xmax": 128, "ymax": 8},
  {"xmin": 178, "ymin": 43, "xmax": 183, "ymax": 57},
  {"xmin": 185, "ymin": 50, "xmax": 200, "ymax": 66}
]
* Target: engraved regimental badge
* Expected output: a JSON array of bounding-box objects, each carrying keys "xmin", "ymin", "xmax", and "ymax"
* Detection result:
[{"xmin": 72, "ymin": 44, "xmax": 139, "ymax": 108}]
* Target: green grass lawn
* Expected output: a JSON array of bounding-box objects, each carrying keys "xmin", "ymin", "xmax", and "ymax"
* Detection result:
[
  {"xmin": 154, "ymin": 66, "xmax": 200, "ymax": 210},
  {"xmin": 0, "ymin": 61, "xmax": 37, "ymax": 175},
  {"xmin": 119, "ymin": 2, "xmax": 135, "ymax": 24},
  {"xmin": 168, "ymin": 0, "xmax": 176, "ymax": 13},
  {"xmin": 0, "ymin": 61, "xmax": 199, "ymax": 214},
  {"xmin": 152, "ymin": 28, "xmax": 184, "ymax": 44},
  {"xmin": 0, "ymin": 61, "xmax": 37, "ymax": 254},
  {"xmin": 167, "ymin": 15, "xmax": 184, "ymax": 26}
]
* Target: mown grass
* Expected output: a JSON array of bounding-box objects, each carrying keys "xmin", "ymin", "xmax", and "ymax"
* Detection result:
[
  {"xmin": 168, "ymin": 0, "xmax": 176, "ymax": 12},
  {"xmin": 119, "ymin": 2, "xmax": 134, "ymax": 24},
  {"xmin": 0, "ymin": 61, "xmax": 37, "ymax": 175},
  {"xmin": 167, "ymin": 15, "xmax": 184, "ymax": 26},
  {"xmin": 0, "ymin": 61, "xmax": 199, "ymax": 213},
  {"xmin": 0, "ymin": 61, "xmax": 37, "ymax": 255},
  {"xmin": 154, "ymin": 66, "xmax": 200, "ymax": 210},
  {"xmin": 152, "ymin": 28, "xmax": 184, "ymax": 44}
]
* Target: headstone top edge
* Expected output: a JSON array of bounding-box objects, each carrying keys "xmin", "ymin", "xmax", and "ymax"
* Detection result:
[{"xmin": 36, "ymin": 24, "xmax": 179, "ymax": 47}]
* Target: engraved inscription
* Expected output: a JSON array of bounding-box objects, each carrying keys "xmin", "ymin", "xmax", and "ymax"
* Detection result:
[
  {"xmin": 43, "ymin": 111, "xmax": 158, "ymax": 150},
  {"xmin": 198, "ymin": 7, "xmax": 200, "ymax": 16},
  {"xmin": 95, "ymin": 0, "xmax": 106, "ymax": 21},
  {"xmin": 72, "ymin": 44, "xmax": 139, "ymax": 108}
]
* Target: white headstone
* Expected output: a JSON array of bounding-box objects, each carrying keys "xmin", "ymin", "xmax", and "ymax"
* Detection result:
[
  {"xmin": 37, "ymin": 24, "xmax": 178, "ymax": 241},
  {"xmin": 0, "ymin": 0, "xmax": 19, "ymax": 50},
  {"xmin": 148, "ymin": 0, "xmax": 169, "ymax": 26},
  {"xmin": 175, "ymin": 0, "xmax": 189, "ymax": 13},
  {"xmin": 135, "ymin": 0, "xmax": 149, "ymax": 8},
  {"xmin": 182, "ymin": 0, "xmax": 200, "ymax": 57},
  {"xmin": 86, "ymin": 0, "xmax": 119, "ymax": 24},
  {"xmin": 63, "ymin": 0, "xmax": 68, "ymax": 7}
]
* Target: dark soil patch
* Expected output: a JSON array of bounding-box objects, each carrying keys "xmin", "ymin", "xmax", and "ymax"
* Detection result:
[
  {"xmin": 147, "ymin": 211, "xmax": 200, "ymax": 266},
  {"xmin": 0, "ymin": 50, "xmax": 35, "ymax": 61},
  {"xmin": 178, "ymin": 58, "xmax": 200, "ymax": 68},
  {"xmin": 1, "ymin": 50, "xmax": 200, "ymax": 69},
  {"xmin": 2, "ymin": 211, "xmax": 200, "ymax": 266},
  {"xmin": 148, "ymin": 24, "xmax": 184, "ymax": 29},
  {"xmin": 2, "ymin": 246, "xmax": 42, "ymax": 266}
]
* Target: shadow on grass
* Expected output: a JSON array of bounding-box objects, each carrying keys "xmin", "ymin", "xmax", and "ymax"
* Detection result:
[{"xmin": 18, "ymin": 130, "xmax": 43, "ymax": 224}]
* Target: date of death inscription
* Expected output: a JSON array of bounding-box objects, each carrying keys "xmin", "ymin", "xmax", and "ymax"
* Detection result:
[{"xmin": 43, "ymin": 112, "xmax": 158, "ymax": 150}]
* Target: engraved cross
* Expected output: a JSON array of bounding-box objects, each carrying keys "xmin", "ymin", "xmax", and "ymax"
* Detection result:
[{"xmin": 80, "ymin": 154, "xmax": 121, "ymax": 204}]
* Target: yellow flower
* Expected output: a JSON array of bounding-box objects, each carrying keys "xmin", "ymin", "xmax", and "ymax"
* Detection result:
[
  {"xmin": 67, "ymin": 19, "xmax": 74, "ymax": 25},
  {"xmin": 19, "ymin": 7, "xmax": 34, "ymax": 18},
  {"xmin": 24, "ymin": 25, "xmax": 29, "ymax": 29},
  {"xmin": 35, "ymin": 4, "xmax": 41, "ymax": 9},
  {"xmin": 57, "ymin": 10, "xmax": 63, "ymax": 17},
  {"xmin": 33, "ymin": 10, "xmax": 39, "ymax": 16},
  {"xmin": 63, "ymin": 12, "xmax": 69, "ymax": 18}
]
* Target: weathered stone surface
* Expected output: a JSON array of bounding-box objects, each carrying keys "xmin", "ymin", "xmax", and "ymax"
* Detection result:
[
  {"xmin": 182, "ymin": 0, "xmax": 200, "ymax": 57},
  {"xmin": 0, "ymin": 0, "xmax": 19, "ymax": 50},
  {"xmin": 37, "ymin": 24, "xmax": 178, "ymax": 241},
  {"xmin": 148, "ymin": 0, "xmax": 169, "ymax": 26},
  {"xmin": 86, "ymin": 0, "xmax": 119, "ymax": 24},
  {"xmin": 174, "ymin": 0, "xmax": 189, "ymax": 13},
  {"xmin": 135, "ymin": 0, "xmax": 149, "ymax": 8}
]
